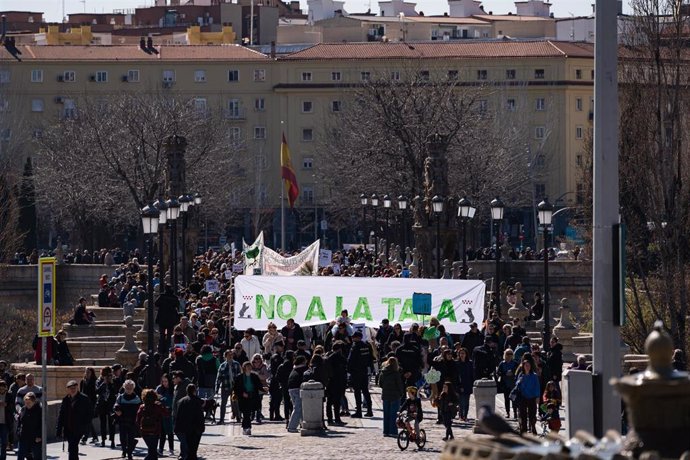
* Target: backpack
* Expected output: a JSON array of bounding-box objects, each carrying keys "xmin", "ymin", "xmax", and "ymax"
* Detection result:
[{"xmin": 139, "ymin": 406, "xmax": 160, "ymax": 435}]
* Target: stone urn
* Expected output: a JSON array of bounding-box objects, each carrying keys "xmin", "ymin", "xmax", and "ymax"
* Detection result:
[
  {"xmin": 611, "ymin": 321, "xmax": 690, "ymax": 458},
  {"xmin": 507, "ymin": 282, "xmax": 530, "ymax": 323}
]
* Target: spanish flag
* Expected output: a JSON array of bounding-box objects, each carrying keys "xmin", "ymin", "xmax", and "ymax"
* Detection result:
[{"xmin": 280, "ymin": 133, "xmax": 299, "ymax": 208}]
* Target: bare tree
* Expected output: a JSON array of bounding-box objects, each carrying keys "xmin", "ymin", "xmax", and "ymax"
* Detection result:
[{"xmin": 35, "ymin": 92, "xmax": 242, "ymax": 248}]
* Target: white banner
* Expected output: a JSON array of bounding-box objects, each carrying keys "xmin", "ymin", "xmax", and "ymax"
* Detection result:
[
  {"xmin": 262, "ymin": 240, "xmax": 320, "ymax": 276},
  {"xmin": 233, "ymin": 275, "xmax": 485, "ymax": 334},
  {"xmin": 243, "ymin": 232, "xmax": 264, "ymax": 275}
]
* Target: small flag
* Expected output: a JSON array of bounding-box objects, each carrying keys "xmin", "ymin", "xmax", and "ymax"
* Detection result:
[{"xmin": 280, "ymin": 133, "xmax": 299, "ymax": 208}]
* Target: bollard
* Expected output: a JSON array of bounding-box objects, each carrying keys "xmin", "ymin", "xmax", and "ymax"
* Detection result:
[
  {"xmin": 472, "ymin": 378, "xmax": 496, "ymax": 434},
  {"xmin": 300, "ymin": 380, "xmax": 325, "ymax": 436}
]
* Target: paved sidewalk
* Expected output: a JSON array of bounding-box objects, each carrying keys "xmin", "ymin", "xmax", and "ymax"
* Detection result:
[{"xmin": 6, "ymin": 385, "xmax": 563, "ymax": 460}]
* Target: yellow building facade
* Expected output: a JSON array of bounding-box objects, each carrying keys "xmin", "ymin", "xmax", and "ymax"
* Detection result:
[{"xmin": 0, "ymin": 40, "xmax": 592, "ymax": 216}]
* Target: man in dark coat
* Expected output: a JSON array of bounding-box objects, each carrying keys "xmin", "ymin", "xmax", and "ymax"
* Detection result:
[
  {"xmin": 546, "ymin": 337, "xmax": 564, "ymax": 382},
  {"xmin": 472, "ymin": 336, "xmax": 498, "ymax": 380},
  {"xmin": 170, "ymin": 349, "xmax": 197, "ymax": 382},
  {"xmin": 174, "ymin": 384, "xmax": 205, "ymax": 460},
  {"xmin": 461, "ymin": 323, "xmax": 484, "ymax": 355},
  {"xmin": 280, "ymin": 319, "xmax": 305, "ymax": 351},
  {"xmin": 276, "ymin": 351, "xmax": 294, "ymax": 425},
  {"xmin": 155, "ymin": 285, "xmax": 180, "ymax": 355},
  {"xmin": 325, "ymin": 341, "xmax": 348, "ymax": 425},
  {"xmin": 347, "ymin": 331, "xmax": 374, "ymax": 418},
  {"xmin": 56, "ymin": 380, "xmax": 94, "ymax": 460}
]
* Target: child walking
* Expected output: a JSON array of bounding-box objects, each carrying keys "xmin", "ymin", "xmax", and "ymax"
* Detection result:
[{"xmin": 437, "ymin": 381, "xmax": 459, "ymax": 441}]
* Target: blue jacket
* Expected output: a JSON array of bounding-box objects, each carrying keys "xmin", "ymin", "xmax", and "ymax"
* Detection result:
[{"xmin": 516, "ymin": 372, "xmax": 541, "ymax": 399}]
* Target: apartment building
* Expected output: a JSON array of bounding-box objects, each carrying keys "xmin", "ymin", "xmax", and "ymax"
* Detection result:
[{"xmin": 0, "ymin": 39, "xmax": 592, "ymax": 245}]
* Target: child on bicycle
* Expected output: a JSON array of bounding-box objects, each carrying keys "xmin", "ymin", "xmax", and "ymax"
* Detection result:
[
  {"xmin": 398, "ymin": 386, "xmax": 423, "ymax": 439},
  {"xmin": 540, "ymin": 403, "xmax": 561, "ymax": 434}
]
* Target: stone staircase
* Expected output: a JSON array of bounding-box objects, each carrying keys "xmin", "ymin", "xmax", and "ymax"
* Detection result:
[{"xmin": 63, "ymin": 305, "xmax": 145, "ymax": 366}]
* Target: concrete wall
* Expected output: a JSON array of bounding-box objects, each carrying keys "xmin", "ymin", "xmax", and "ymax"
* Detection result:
[{"xmin": 0, "ymin": 264, "xmax": 111, "ymax": 311}]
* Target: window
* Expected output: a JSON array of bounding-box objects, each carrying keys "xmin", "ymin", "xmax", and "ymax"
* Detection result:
[
  {"xmin": 419, "ymin": 70, "xmax": 430, "ymax": 81},
  {"xmin": 63, "ymin": 99, "xmax": 76, "ymax": 119},
  {"xmin": 534, "ymin": 154, "xmax": 545, "ymax": 169},
  {"xmin": 193, "ymin": 98, "xmax": 207, "ymax": 113},
  {"xmin": 506, "ymin": 69, "xmax": 516, "ymax": 80},
  {"xmin": 302, "ymin": 128, "xmax": 313, "ymax": 141},
  {"xmin": 331, "ymin": 71, "xmax": 341, "ymax": 81},
  {"xmin": 576, "ymin": 154, "xmax": 583, "ymax": 167},
  {"xmin": 228, "ymin": 69, "xmax": 239, "ymax": 82},
  {"xmin": 253, "ymin": 69, "xmax": 266, "ymax": 82},
  {"xmin": 391, "ymin": 71, "xmax": 400, "ymax": 81},
  {"xmin": 447, "ymin": 70, "xmax": 458, "ymax": 80},
  {"xmin": 535, "ymin": 126, "xmax": 545, "ymax": 139},
  {"xmin": 96, "ymin": 71, "xmax": 108, "ymax": 83},
  {"xmin": 229, "ymin": 127, "xmax": 243, "ymax": 143},
  {"xmin": 31, "ymin": 99, "xmax": 44, "ymax": 112},
  {"xmin": 255, "ymin": 97, "xmax": 265, "ymax": 111},
  {"xmin": 127, "ymin": 69, "xmax": 140, "ymax": 82},
  {"xmin": 254, "ymin": 126, "xmax": 266, "ymax": 139},
  {"xmin": 591, "ymin": 69, "xmax": 595, "ymax": 80},
  {"xmin": 301, "ymin": 72, "xmax": 312, "ymax": 82},
  {"xmin": 576, "ymin": 183, "xmax": 585, "ymax": 205},
  {"xmin": 576, "ymin": 97, "xmax": 583, "ymax": 111},
  {"xmin": 331, "ymin": 100, "xmax": 341, "ymax": 112},
  {"xmin": 63, "ymin": 70, "xmax": 76, "ymax": 82},
  {"xmin": 477, "ymin": 69, "xmax": 487, "ymax": 80},
  {"xmin": 256, "ymin": 154, "xmax": 267, "ymax": 170},
  {"xmin": 0, "ymin": 70, "xmax": 9, "ymax": 83},
  {"xmin": 535, "ymin": 183, "xmax": 546, "ymax": 199},
  {"xmin": 303, "ymin": 157, "xmax": 313, "ymax": 169},
  {"xmin": 576, "ymin": 126, "xmax": 584, "ymax": 139},
  {"xmin": 0, "ymin": 99, "xmax": 7, "ymax": 112},
  {"xmin": 478, "ymin": 99, "xmax": 488, "ymax": 113},
  {"xmin": 302, "ymin": 186, "xmax": 314, "ymax": 204},
  {"xmin": 302, "ymin": 101, "xmax": 313, "ymax": 113},
  {"xmin": 575, "ymin": 69, "xmax": 582, "ymax": 80},
  {"xmin": 31, "ymin": 69, "xmax": 43, "ymax": 83},
  {"xmin": 162, "ymin": 70, "xmax": 175, "ymax": 82},
  {"xmin": 506, "ymin": 98, "xmax": 516, "ymax": 112},
  {"xmin": 32, "ymin": 129, "xmax": 43, "ymax": 140},
  {"xmin": 0, "ymin": 129, "xmax": 10, "ymax": 141},
  {"xmin": 360, "ymin": 71, "xmax": 371, "ymax": 81},
  {"xmin": 534, "ymin": 69, "xmax": 545, "ymax": 79},
  {"xmin": 227, "ymin": 99, "xmax": 242, "ymax": 119},
  {"xmin": 194, "ymin": 70, "xmax": 207, "ymax": 83},
  {"xmin": 536, "ymin": 98, "xmax": 545, "ymax": 111}
]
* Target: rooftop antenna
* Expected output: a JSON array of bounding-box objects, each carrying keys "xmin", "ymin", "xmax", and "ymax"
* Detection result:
[
  {"xmin": 62, "ymin": 0, "xmax": 65, "ymax": 22},
  {"xmin": 569, "ymin": 12, "xmax": 575, "ymax": 40}
]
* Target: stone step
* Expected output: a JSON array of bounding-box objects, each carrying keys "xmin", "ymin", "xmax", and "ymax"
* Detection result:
[
  {"xmin": 62, "ymin": 324, "xmax": 143, "ymax": 337},
  {"xmin": 69, "ymin": 335, "xmax": 127, "ymax": 342},
  {"xmin": 69, "ymin": 340, "xmax": 143, "ymax": 359},
  {"xmin": 75, "ymin": 357, "xmax": 119, "ymax": 367},
  {"xmin": 89, "ymin": 307, "xmax": 145, "ymax": 322}
]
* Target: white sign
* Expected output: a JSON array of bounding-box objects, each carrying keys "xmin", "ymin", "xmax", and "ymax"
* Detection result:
[
  {"xmin": 262, "ymin": 240, "xmax": 320, "ymax": 276},
  {"xmin": 318, "ymin": 249, "xmax": 332, "ymax": 268},
  {"xmin": 233, "ymin": 275, "xmax": 484, "ymax": 334},
  {"xmin": 232, "ymin": 263, "xmax": 244, "ymax": 273},
  {"xmin": 205, "ymin": 279, "xmax": 220, "ymax": 293},
  {"xmin": 224, "ymin": 270, "xmax": 233, "ymax": 280},
  {"xmin": 38, "ymin": 257, "xmax": 56, "ymax": 337},
  {"xmin": 352, "ymin": 323, "xmax": 370, "ymax": 342}
]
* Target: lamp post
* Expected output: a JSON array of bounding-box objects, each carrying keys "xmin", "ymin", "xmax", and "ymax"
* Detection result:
[
  {"xmin": 398, "ymin": 195, "xmax": 408, "ymax": 250},
  {"xmin": 432, "ymin": 195, "xmax": 444, "ymax": 279},
  {"xmin": 360, "ymin": 193, "xmax": 368, "ymax": 244},
  {"xmin": 538, "ymin": 198, "xmax": 553, "ymax": 352},
  {"xmin": 141, "ymin": 204, "xmax": 160, "ymax": 356},
  {"xmin": 383, "ymin": 194, "xmax": 392, "ymax": 259},
  {"xmin": 490, "ymin": 197, "xmax": 505, "ymax": 313},
  {"xmin": 153, "ymin": 198, "xmax": 168, "ymax": 279},
  {"xmin": 178, "ymin": 194, "xmax": 193, "ymax": 287},
  {"xmin": 165, "ymin": 197, "xmax": 180, "ymax": 290},
  {"xmin": 371, "ymin": 193, "xmax": 379, "ymax": 255},
  {"xmin": 458, "ymin": 196, "xmax": 476, "ymax": 279}
]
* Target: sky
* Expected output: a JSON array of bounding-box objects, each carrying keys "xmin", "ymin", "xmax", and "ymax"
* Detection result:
[{"xmin": 13, "ymin": 0, "xmax": 633, "ymax": 23}]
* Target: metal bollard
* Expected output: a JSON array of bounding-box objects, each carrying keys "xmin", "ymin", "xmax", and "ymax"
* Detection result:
[{"xmin": 300, "ymin": 380, "xmax": 325, "ymax": 436}]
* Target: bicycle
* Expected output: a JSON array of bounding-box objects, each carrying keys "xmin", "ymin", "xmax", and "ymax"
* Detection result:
[{"xmin": 396, "ymin": 417, "xmax": 426, "ymax": 451}]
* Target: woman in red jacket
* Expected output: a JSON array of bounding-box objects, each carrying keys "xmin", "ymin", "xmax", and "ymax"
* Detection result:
[{"xmin": 136, "ymin": 389, "xmax": 169, "ymax": 460}]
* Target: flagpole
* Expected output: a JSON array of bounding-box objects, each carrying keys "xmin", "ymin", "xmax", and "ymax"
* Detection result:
[{"xmin": 281, "ymin": 121, "xmax": 286, "ymax": 251}]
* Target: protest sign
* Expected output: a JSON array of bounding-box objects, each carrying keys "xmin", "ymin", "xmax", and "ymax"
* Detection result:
[{"xmin": 318, "ymin": 249, "xmax": 332, "ymax": 268}]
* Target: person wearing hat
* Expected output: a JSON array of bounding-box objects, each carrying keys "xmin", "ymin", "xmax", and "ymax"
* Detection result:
[
  {"xmin": 347, "ymin": 330, "xmax": 374, "ymax": 418},
  {"xmin": 472, "ymin": 335, "xmax": 498, "ymax": 380},
  {"xmin": 461, "ymin": 322, "xmax": 484, "ymax": 354},
  {"xmin": 57, "ymin": 379, "xmax": 94, "ymax": 460}
]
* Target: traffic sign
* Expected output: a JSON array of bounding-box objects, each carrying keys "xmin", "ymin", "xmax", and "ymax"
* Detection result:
[{"xmin": 38, "ymin": 258, "xmax": 56, "ymax": 337}]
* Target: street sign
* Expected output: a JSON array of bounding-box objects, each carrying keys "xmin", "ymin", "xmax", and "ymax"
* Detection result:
[
  {"xmin": 38, "ymin": 257, "xmax": 56, "ymax": 337},
  {"xmin": 320, "ymin": 219, "xmax": 328, "ymax": 231},
  {"xmin": 219, "ymin": 236, "xmax": 227, "ymax": 246}
]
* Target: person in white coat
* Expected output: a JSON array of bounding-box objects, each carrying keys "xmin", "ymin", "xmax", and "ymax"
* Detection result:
[{"xmin": 241, "ymin": 328, "xmax": 262, "ymax": 358}]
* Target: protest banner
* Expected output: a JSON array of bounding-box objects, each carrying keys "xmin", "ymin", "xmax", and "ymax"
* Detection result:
[
  {"xmin": 243, "ymin": 232, "xmax": 264, "ymax": 275},
  {"xmin": 234, "ymin": 275, "xmax": 484, "ymax": 334},
  {"xmin": 262, "ymin": 240, "xmax": 320, "ymax": 276}
]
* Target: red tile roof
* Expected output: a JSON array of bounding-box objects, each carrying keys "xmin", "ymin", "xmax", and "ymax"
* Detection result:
[
  {"xmin": 3, "ymin": 45, "xmax": 269, "ymax": 61},
  {"xmin": 280, "ymin": 40, "xmax": 594, "ymax": 61}
]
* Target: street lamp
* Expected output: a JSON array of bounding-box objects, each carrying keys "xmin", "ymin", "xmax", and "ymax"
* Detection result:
[
  {"xmin": 371, "ymin": 193, "xmax": 379, "ymax": 255},
  {"xmin": 165, "ymin": 197, "xmax": 180, "ymax": 290},
  {"xmin": 383, "ymin": 194, "xmax": 392, "ymax": 259},
  {"xmin": 457, "ymin": 196, "xmax": 476, "ymax": 279},
  {"xmin": 398, "ymin": 195, "xmax": 408, "ymax": 250},
  {"xmin": 141, "ymin": 204, "xmax": 160, "ymax": 356},
  {"xmin": 153, "ymin": 198, "xmax": 168, "ymax": 280},
  {"xmin": 538, "ymin": 197, "xmax": 553, "ymax": 351},
  {"xmin": 360, "ymin": 193, "xmax": 368, "ymax": 245},
  {"xmin": 179, "ymin": 194, "xmax": 193, "ymax": 286},
  {"xmin": 432, "ymin": 195, "xmax": 444, "ymax": 279},
  {"xmin": 490, "ymin": 197, "xmax": 505, "ymax": 313}
]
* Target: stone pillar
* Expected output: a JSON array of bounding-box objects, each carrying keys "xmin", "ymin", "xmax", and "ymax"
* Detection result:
[
  {"xmin": 552, "ymin": 298, "xmax": 578, "ymax": 362},
  {"xmin": 115, "ymin": 316, "xmax": 142, "ymax": 369},
  {"xmin": 136, "ymin": 298, "xmax": 160, "ymax": 352},
  {"xmin": 299, "ymin": 380, "xmax": 325, "ymax": 436},
  {"xmin": 472, "ymin": 379, "xmax": 496, "ymax": 433}
]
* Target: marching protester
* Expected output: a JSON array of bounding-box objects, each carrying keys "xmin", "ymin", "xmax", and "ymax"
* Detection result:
[
  {"xmin": 114, "ymin": 380, "xmax": 142, "ymax": 460},
  {"xmin": 95, "ymin": 367, "xmax": 118, "ymax": 448},
  {"xmin": 174, "ymin": 384, "xmax": 205, "ymax": 459},
  {"xmin": 57, "ymin": 380, "xmax": 94, "ymax": 460},
  {"xmin": 16, "ymin": 392, "xmax": 41, "ymax": 460},
  {"xmin": 233, "ymin": 361, "xmax": 263, "ymax": 435},
  {"xmin": 78, "ymin": 367, "xmax": 99, "ymax": 444},
  {"xmin": 136, "ymin": 388, "xmax": 169, "ymax": 460},
  {"xmin": 155, "ymin": 374, "xmax": 175, "ymax": 455}
]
